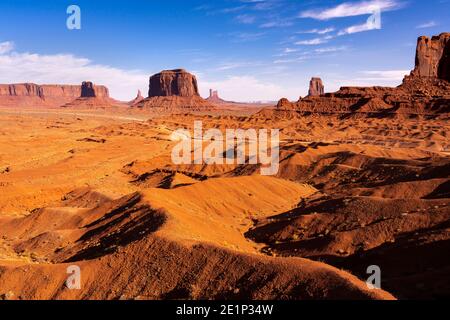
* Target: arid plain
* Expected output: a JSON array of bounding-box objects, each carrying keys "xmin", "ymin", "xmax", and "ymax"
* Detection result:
[{"xmin": 0, "ymin": 33, "xmax": 449, "ymax": 300}]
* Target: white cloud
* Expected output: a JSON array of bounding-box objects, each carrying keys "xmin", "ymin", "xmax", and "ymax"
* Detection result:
[
  {"xmin": 273, "ymin": 56, "xmax": 309, "ymax": 64},
  {"xmin": 295, "ymin": 37, "xmax": 329, "ymax": 45},
  {"xmin": 0, "ymin": 41, "xmax": 14, "ymax": 54},
  {"xmin": 235, "ymin": 14, "xmax": 256, "ymax": 24},
  {"xmin": 314, "ymin": 46, "xmax": 348, "ymax": 53},
  {"xmin": 0, "ymin": 42, "xmax": 148, "ymax": 101},
  {"xmin": 228, "ymin": 32, "xmax": 266, "ymax": 42},
  {"xmin": 300, "ymin": 0, "xmax": 401, "ymax": 20},
  {"xmin": 356, "ymin": 70, "xmax": 409, "ymax": 81},
  {"xmin": 338, "ymin": 22, "xmax": 375, "ymax": 35},
  {"xmin": 259, "ymin": 20, "xmax": 293, "ymax": 28},
  {"xmin": 416, "ymin": 21, "xmax": 438, "ymax": 29},
  {"xmin": 283, "ymin": 48, "xmax": 299, "ymax": 53},
  {"xmin": 198, "ymin": 75, "xmax": 297, "ymax": 102},
  {"xmin": 298, "ymin": 27, "xmax": 335, "ymax": 35}
]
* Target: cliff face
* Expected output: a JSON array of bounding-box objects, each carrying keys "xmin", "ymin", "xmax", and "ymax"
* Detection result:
[
  {"xmin": 137, "ymin": 69, "xmax": 214, "ymax": 113},
  {"xmin": 0, "ymin": 83, "xmax": 110, "ymax": 107},
  {"xmin": 308, "ymin": 78, "xmax": 325, "ymax": 97},
  {"xmin": 80, "ymin": 81, "xmax": 109, "ymax": 98},
  {"xmin": 62, "ymin": 81, "xmax": 120, "ymax": 109},
  {"xmin": 148, "ymin": 69, "xmax": 199, "ymax": 98},
  {"xmin": 411, "ymin": 33, "xmax": 450, "ymax": 80}
]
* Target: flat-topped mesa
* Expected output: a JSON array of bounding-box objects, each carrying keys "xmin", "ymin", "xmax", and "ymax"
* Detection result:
[
  {"xmin": 411, "ymin": 32, "xmax": 450, "ymax": 81},
  {"xmin": 0, "ymin": 83, "xmax": 82, "ymax": 107},
  {"xmin": 148, "ymin": 69, "xmax": 200, "ymax": 97},
  {"xmin": 308, "ymin": 77, "xmax": 325, "ymax": 96},
  {"xmin": 136, "ymin": 69, "xmax": 216, "ymax": 113},
  {"xmin": 80, "ymin": 81, "xmax": 110, "ymax": 98}
]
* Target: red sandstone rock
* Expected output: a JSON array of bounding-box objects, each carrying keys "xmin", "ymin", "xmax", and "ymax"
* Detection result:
[
  {"xmin": 81, "ymin": 81, "xmax": 96, "ymax": 97},
  {"xmin": 0, "ymin": 82, "xmax": 110, "ymax": 108},
  {"xmin": 411, "ymin": 33, "xmax": 450, "ymax": 80},
  {"xmin": 276, "ymin": 98, "xmax": 295, "ymax": 110},
  {"xmin": 136, "ymin": 69, "xmax": 215, "ymax": 113},
  {"xmin": 129, "ymin": 90, "xmax": 144, "ymax": 106},
  {"xmin": 149, "ymin": 69, "xmax": 199, "ymax": 97},
  {"xmin": 61, "ymin": 81, "xmax": 120, "ymax": 109},
  {"xmin": 308, "ymin": 78, "xmax": 325, "ymax": 96},
  {"xmin": 80, "ymin": 81, "xmax": 109, "ymax": 98},
  {"xmin": 206, "ymin": 89, "xmax": 226, "ymax": 104},
  {"xmin": 263, "ymin": 33, "xmax": 450, "ymax": 117}
]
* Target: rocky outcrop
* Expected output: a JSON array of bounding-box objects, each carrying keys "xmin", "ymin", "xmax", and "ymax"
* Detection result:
[
  {"xmin": 0, "ymin": 83, "xmax": 110, "ymax": 108},
  {"xmin": 206, "ymin": 89, "xmax": 227, "ymax": 104},
  {"xmin": 148, "ymin": 69, "xmax": 199, "ymax": 98},
  {"xmin": 81, "ymin": 81, "xmax": 95, "ymax": 97},
  {"xmin": 411, "ymin": 33, "xmax": 450, "ymax": 81},
  {"xmin": 276, "ymin": 98, "xmax": 295, "ymax": 110},
  {"xmin": 80, "ymin": 81, "xmax": 109, "ymax": 98},
  {"xmin": 259, "ymin": 33, "xmax": 450, "ymax": 117},
  {"xmin": 128, "ymin": 90, "xmax": 144, "ymax": 106},
  {"xmin": 136, "ymin": 69, "xmax": 215, "ymax": 113},
  {"xmin": 308, "ymin": 78, "xmax": 324, "ymax": 96},
  {"xmin": 62, "ymin": 81, "xmax": 121, "ymax": 109}
]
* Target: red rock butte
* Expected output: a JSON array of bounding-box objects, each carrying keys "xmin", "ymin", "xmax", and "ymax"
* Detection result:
[
  {"xmin": 136, "ymin": 69, "xmax": 215, "ymax": 112},
  {"xmin": 62, "ymin": 81, "xmax": 123, "ymax": 109},
  {"xmin": 308, "ymin": 77, "xmax": 325, "ymax": 97},
  {"xmin": 411, "ymin": 32, "xmax": 450, "ymax": 80},
  {"xmin": 148, "ymin": 69, "xmax": 200, "ymax": 98}
]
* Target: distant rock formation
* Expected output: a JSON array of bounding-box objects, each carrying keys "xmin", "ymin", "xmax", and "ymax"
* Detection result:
[
  {"xmin": 411, "ymin": 33, "xmax": 450, "ymax": 80},
  {"xmin": 308, "ymin": 77, "xmax": 324, "ymax": 96},
  {"xmin": 129, "ymin": 90, "xmax": 144, "ymax": 106},
  {"xmin": 62, "ymin": 81, "xmax": 122, "ymax": 109},
  {"xmin": 148, "ymin": 69, "xmax": 199, "ymax": 97},
  {"xmin": 206, "ymin": 89, "xmax": 227, "ymax": 104},
  {"xmin": 209, "ymin": 89, "xmax": 219, "ymax": 100},
  {"xmin": 266, "ymin": 33, "xmax": 450, "ymax": 117},
  {"xmin": 0, "ymin": 82, "xmax": 111, "ymax": 108},
  {"xmin": 81, "ymin": 81, "xmax": 96, "ymax": 97},
  {"xmin": 136, "ymin": 69, "xmax": 215, "ymax": 113},
  {"xmin": 0, "ymin": 84, "xmax": 81, "ymax": 108},
  {"xmin": 276, "ymin": 98, "xmax": 295, "ymax": 110}
]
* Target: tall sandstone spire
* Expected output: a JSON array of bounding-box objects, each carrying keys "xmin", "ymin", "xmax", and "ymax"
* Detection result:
[
  {"xmin": 411, "ymin": 32, "xmax": 450, "ymax": 81},
  {"xmin": 308, "ymin": 77, "xmax": 325, "ymax": 96}
]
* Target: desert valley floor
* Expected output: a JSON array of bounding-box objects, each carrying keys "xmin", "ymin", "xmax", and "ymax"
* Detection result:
[{"xmin": 0, "ymin": 106, "xmax": 448, "ymax": 300}]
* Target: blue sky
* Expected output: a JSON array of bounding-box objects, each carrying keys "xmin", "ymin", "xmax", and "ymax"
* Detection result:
[{"xmin": 0, "ymin": 0, "xmax": 449, "ymax": 101}]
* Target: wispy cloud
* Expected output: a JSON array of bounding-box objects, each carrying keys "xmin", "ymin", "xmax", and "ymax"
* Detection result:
[
  {"xmin": 416, "ymin": 21, "xmax": 438, "ymax": 29},
  {"xmin": 298, "ymin": 27, "xmax": 335, "ymax": 35},
  {"xmin": 299, "ymin": 0, "xmax": 401, "ymax": 20},
  {"xmin": 338, "ymin": 22, "xmax": 375, "ymax": 35},
  {"xmin": 356, "ymin": 70, "xmax": 409, "ymax": 81},
  {"xmin": 295, "ymin": 35, "xmax": 333, "ymax": 45},
  {"xmin": 228, "ymin": 31, "xmax": 266, "ymax": 42},
  {"xmin": 259, "ymin": 20, "xmax": 293, "ymax": 28},
  {"xmin": 213, "ymin": 60, "xmax": 262, "ymax": 71},
  {"xmin": 314, "ymin": 46, "xmax": 348, "ymax": 53},
  {"xmin": 235, "ymin": 14, "xmax": 256, "ymax": 24}
]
